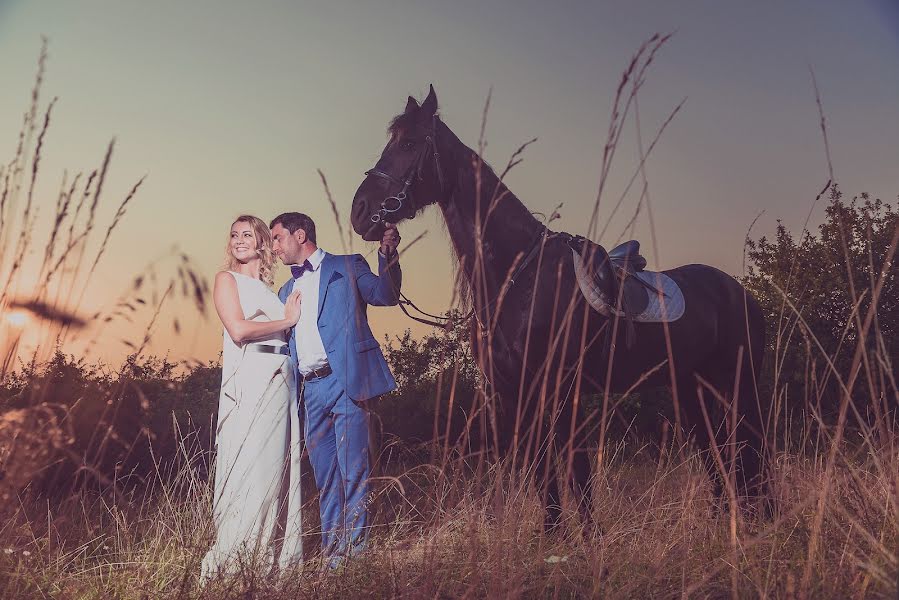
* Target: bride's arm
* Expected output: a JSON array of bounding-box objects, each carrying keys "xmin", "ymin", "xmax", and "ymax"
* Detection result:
[{"xmin": 213, "ymin": 271, "xmax": 301, "ymax": 344}]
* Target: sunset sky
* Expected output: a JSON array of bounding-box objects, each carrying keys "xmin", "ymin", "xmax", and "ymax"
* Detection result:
[{"xmin": 1, "ymin": 1, "xmax": 898, "ymax": 365}]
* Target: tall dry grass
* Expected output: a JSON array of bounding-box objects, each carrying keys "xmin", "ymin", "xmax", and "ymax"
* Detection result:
[
  {"xmin": 0, "ymin": 39, "xmax": 212, "ymax": 496},
  {"xmin": 0, "ymin": 36, "xmax": 896, "ymax": 599},
  {"xmin": 1, "ymin": 416, "xmax": 895, "ymax": 597}
]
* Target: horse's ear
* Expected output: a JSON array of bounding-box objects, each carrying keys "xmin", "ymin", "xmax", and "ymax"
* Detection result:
[
  {"xmin": 405, "ymin": 95, "xmax": 419, "ymax": 114},
  {"xmin": 421, "ymin": 84, "xmax": 438, "ymax": 116}
]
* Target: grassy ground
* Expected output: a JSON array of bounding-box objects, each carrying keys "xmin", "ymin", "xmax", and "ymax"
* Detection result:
[{"xmin": 0, "ymin": 430, "xmax": 896, "ymax": 598}]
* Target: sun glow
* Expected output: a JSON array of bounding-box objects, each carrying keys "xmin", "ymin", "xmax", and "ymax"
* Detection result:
[{"xmin": 3, "ymin": 310, "xmax": 31, "ymax": 328}]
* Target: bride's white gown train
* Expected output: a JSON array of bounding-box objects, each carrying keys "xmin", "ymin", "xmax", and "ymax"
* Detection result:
[{"xmin": 201, "ymin": 271, "xmax": 303, "ymax": 578}]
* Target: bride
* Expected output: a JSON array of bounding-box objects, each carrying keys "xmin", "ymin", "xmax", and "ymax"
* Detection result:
[{"xmin": 201, "ymin": 215, "xmax": 304, "ymax": 578}]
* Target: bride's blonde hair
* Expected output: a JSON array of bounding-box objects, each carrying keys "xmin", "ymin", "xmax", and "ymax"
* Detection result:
[{"xmin": 223, "ymin": 215, "xmax": 275, "ymax": 287}]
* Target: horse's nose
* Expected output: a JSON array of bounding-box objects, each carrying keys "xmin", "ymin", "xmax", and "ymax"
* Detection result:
[{"xmin": 351, "ymin": 192, "xmax": 371, "ymax": 229}]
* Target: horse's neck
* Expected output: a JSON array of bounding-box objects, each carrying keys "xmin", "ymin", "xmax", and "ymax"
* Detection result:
[{"xmin": 440, "ymin": 141, "xmax": 542, "ymax": 301}]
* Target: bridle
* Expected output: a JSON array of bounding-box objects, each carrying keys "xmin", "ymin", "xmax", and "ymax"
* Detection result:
[{"xmin": 364, "ymin": 113, "xmax": 446, "ymax": 223}]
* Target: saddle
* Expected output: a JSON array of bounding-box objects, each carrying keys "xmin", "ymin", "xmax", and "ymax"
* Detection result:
[{"xmin": 566, "ymin": 236, "xmax": 664, "ymax": 348}]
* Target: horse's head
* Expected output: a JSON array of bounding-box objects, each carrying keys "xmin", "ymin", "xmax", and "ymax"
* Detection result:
[{"xmin": 351, "ymin": 85, "xmax": 451, "ymax": 241}]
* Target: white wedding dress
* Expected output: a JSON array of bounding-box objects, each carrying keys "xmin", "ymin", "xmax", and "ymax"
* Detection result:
[{"xmin": 201, "ymin": 271, "xmax": 303, "ymax": 578}]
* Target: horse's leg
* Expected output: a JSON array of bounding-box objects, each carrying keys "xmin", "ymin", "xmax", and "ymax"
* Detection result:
[
  {"xmin": 516, "ymin": 391, "xmax": 563, "ymax": 530},
  {"xmin": 564, "ymin": 394, "xmax": 595, "ymax": 522},
  {"xmin": 547, "ymin": 388, "xmax": 595, "ymax": 531},
  {"xmin": 508, "ymin": 347, "xmax": 594, "ymax": 528},
  {"xmin": 542, "ymin": 457, "xmax": 563, "ymax": 529},
  {"xmin": 718, "ymin": 291, "xmax": 771, "ymax": 513},
  {"xmin": 706, "ymin": 304, "xmax": 770, "ymax": 512},
  {"xmin": 535, "ymin": 436, "xmax": 591, "ymax": 531},
  {"xmin": 678, "ymin": 378, "xmax": 726, "ymax": 502},
  {"xmin": 489, "ymin": 378, "xmax": 560, "ymax": 528},
  {"xmin": 692, "ymin": 358, "xmax": 768, "ymax": 513},
  {"xmin": 514, "ymin": 386, "xmax": 575, "ymax": 531},
  {"xmin": 732, "ymin": 355, "xmax": 770, "ymax": 512}
]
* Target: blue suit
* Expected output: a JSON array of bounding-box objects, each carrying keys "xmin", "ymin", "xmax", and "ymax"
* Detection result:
[{"xmin": 278, "ymin": 251, "xmax": 400, "ymax": 561}]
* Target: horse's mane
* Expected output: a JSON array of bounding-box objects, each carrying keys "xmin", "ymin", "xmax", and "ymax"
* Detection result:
[
  {"xmin": 448, "ymin": 232, "xmax": 474, "ymax": 317},
  {"xmin": 389, "ymin": 109, "xmax": 547, "ymax": 322}
]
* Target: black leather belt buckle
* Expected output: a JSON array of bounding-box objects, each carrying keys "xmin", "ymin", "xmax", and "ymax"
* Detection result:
[{"xmin": 302, "ymin": 363, "xmax": 332, "ymax": 381}]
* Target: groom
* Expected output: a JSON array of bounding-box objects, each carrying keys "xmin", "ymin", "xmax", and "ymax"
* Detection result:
[{"xmin": 270, "ymin": 212, "xmax": 401, "ymax": 564}]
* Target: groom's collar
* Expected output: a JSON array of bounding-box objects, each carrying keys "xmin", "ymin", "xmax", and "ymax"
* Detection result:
[
  {"xmin": 307, "ymin": 248, "xmax": 326, "ymax": 271},
  {"xmin": 290, "ymin": 248, "xmax": 326, "ymax": 272}
]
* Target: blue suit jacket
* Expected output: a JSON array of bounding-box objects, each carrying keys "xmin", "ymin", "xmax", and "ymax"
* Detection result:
[{"xmin": 278, "ymin": 252, "xmax": 401, "ymax": 402}]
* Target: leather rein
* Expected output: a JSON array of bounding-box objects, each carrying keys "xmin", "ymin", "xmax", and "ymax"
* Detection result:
[{"xmin": 395, "ymin": 229, "xmax": 549, "ymax": 331}]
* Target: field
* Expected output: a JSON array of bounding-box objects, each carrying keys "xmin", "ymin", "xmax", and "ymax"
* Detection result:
[{"xmin": 1, "ymin": 40, "xmax": 897, "ymax": 599}]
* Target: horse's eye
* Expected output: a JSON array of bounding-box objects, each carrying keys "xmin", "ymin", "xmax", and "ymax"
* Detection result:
[{"xmin": 400, "ymin": 140, "xmax": 416, "ymax": 151}]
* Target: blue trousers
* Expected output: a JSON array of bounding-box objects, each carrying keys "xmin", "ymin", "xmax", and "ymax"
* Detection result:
[{"xmin": 301, "ymin": 373, "xmax": 371, "ymax": 560}]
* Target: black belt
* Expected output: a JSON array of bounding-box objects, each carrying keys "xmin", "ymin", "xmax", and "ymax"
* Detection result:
[
  {"xmin": 246, "ymin": 344, "xmax": 289, "ymax": 356},
  {"xmin": 301, "ymin": 363, "xmax": 332, "ymax": 381}
]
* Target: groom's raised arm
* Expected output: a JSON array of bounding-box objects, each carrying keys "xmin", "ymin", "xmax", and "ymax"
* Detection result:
[{"xmin": 353, "ymin": 252, "xmax": 401, "ymax": 307}]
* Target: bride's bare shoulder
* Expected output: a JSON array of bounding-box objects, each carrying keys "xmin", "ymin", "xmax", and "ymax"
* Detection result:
[{"xmin": 214, "ymin": 270, "xmax": 238, "ymax": 289}]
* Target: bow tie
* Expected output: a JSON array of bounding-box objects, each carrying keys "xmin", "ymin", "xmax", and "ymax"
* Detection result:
[{"xmin": 290, "ymin": 260, "xmax": 313, "ymax": 279}]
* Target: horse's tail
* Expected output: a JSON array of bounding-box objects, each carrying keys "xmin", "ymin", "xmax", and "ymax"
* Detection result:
[
  {"xmin": 741, "ymin": 285, "xmax": 766, "ymax": 396},
  {"xmin": 730, "ymin": 282, "xmax": 770, "ymax": 500}
]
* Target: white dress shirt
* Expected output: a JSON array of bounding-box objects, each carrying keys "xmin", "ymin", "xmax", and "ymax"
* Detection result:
[{"xmin": 291, "ymin": 248, "xmax": 329, "ymax": 375}]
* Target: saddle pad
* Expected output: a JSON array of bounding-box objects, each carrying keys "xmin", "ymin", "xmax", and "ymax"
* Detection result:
[
  {"xmin": 572, "ymin": 249, "xmax": 685, "ymax": 323},
  {"xmin": 629, "ymin": 271, "xmax": 685, "ymax": 322}
]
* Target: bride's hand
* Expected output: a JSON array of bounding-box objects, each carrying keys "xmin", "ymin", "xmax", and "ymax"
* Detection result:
[{"xmin": 284, "ymin": 290, "xmax": 302, "ymax": 325}]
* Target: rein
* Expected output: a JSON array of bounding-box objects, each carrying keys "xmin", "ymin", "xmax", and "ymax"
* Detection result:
[{"xmin": 396, "ymin": 226, "xmax": 550, "ymax": 331}]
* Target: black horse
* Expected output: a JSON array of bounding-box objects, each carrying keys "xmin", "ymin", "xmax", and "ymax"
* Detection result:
[{"xmin": 351, "ymin": 86, "xmax": 768, "ymax": 520}]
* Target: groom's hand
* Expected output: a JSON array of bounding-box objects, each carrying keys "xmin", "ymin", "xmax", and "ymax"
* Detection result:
[{"xmin": 380, "ymin": 222, "xmax": 401, "ymax": 257}]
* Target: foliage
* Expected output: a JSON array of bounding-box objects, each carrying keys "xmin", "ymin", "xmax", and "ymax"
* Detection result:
[
  {"xmin": 378, "ymin": 310, "xmax": 480, "ymax": 448},
  {"xmin": 742, "ymin": 187, "xmax": 899, "ymax": 415},
  {"xmin": 0, "ymin": 351, "xmax": 221, "ymax": 495}
]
